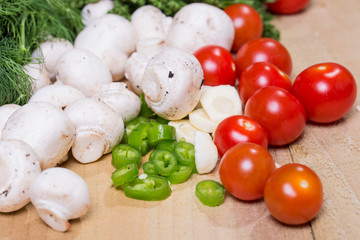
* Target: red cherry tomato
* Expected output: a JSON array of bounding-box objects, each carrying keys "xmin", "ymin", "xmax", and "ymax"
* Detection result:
[
  {"xmin": 267, "ymin": 0, "xmax": 311, "ymax": 15},
  {"xmin": 235, "ymin": 38, "xmax": 292, "ymax": 78},
  {"xmin": 292, "ymin": 62, "xmax": 357, "ymax": 123},
  {"xmin": 239, "ymin": 62, "xmax": 292, "ymax": 104},
  {"xmin": 219, "ymin": 142, "xmax": 276, "ymax": 201},
  {"xmin": 193, "ymin": 45, "xmax": 236, "ymax": 87},
  {"xmin": 244, "ymin": 86, "xmax": 306, "ymax": 146},
  {"xmin": 264, "ymin": 163, "xmax": 323, "ymax": 225},
  {"xmin": 224, "ymin": 4, "xmax": 263, "ymax": 53},
  {"xmin": 213, "ymin": 115, "xmax": 268, "ymax": 157}
]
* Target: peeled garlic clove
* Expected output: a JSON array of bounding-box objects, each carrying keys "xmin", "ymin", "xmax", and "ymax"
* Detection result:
[
  {"xmin": 189, "ymin": 108, "xmax": 218, "ymax": 133},
  {"xmin": 194, "ymin": 131, "xmax": 218, "ymax": 174}
]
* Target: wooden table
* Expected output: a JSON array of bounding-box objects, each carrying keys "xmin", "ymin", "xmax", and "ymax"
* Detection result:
[{"xmin": 1, "ymin": 0, "xmax": 360, "ymax": 239}]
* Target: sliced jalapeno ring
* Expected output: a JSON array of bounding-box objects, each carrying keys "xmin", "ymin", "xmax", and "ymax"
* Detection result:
[
  {"xmin": 174, "ymin": 141, "xmax": 196, "ymax": 172},
  {"xmin": 139, "ymin": 93, "xmax": 155, "ymax": 118},
  {"xmin": 142, "ymin": 161, "xmax": 157, "ymax": 176},
  {"xmin": 111, "ymin": 163, "xmax": 139, "ymax": 187},
  {"xmin": 167, "ymin": 165, "xmax": 192, "ymax": 184},
  {"xmin": 112, "ymin": 144, "xmax": 141, "ymax": 169},
  {"xmin": 155, "ymin": 139, "xmax": 176, "ymax": 152},
  {"xmin": 195, "ymin": 180, "xmax": 226, "ymax": 207},
  {"xmin": 151, "ymin": 150, "xmax": 178, "ymax": 177},
  {"xmin": 128, "ymin": 122, "xmax": 152, "ymax": 155},
  {"xmin": 147, "ymin": 124, "xmax": 176, "ymax": 147},
  {"xmin": 123, "ymin": 116, "xmax": 151, "ymax": 143},
  {"xmin": 123, "ymin": 175, "xmax": 171, "ymax": 201}
]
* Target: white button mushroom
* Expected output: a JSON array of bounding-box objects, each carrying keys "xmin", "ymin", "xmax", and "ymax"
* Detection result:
[
  {"xmin": 55, "ymin": 48, "xmax": 112, "ymax": 97},
  {"xmin": 93, "ymin": 82, "xmax": 141, "ymax": 122},
  {"xmin": 0, "ymin": 104, "xmax": 20, "ymax": 138},
  {"xmin": 165, "ymin": 3, "xmax": 235, "ymax": 53},
  {"xmin": 64, "ymin": 98, "xmax": 124, "ymax": 163},
  {"xmin": 29, "ymin": 84, "xmax": 85, "ymax": 110},
  {"xmin": 30, "ymin": 167, "xmax": 90, "ymax": 232},
  {"xmin": 31, "ymin": 38, "xmax": 74, "ymax": 80},
  {"xmin": 81, "ymin": 0, "xmax": 114, "ymax": 26},
  {"xmin": 125, "ymin": 38, "xmax": 166, "ymax": 95},
  {"xmin": 131, "ymin": 5, "xmax": 171, "ymax": 41},
  {"xmin": 1, "ymin": 102, "xmax": 75, "ymax": 170},
  {"xmin": 74, "ymin": 14, "xmax": 138, "ymax": 81},
  {"xmin": 141, "ymin": 47, "xmax": 204, "ymax": 120},
  {"xmin": 23, "ymin": 62, "xmax": 51, "ymax": 92},
  {"xmin": 0, "ymin": 139, "xmax": 41, "ymax": 213}
]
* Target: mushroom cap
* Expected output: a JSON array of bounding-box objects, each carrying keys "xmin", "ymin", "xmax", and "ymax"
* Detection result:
[
  {"xmin": 131, "ymin": 5, "xmax": 169, "ymax": 40},
  {"xmin": 23, "ymin": 62, "xmax": 51, "ymax": 92},
  {"xmin": 29, "ymin": 84, "xmax": 85, "ymax": 110},
  {"xmin": 75, "ymin": 14, "xmax": 137, "ymax": 81},
  {"xmin": 93, "ymin": 83, "xmax": 141, "ymax": 122},
  {"xmin": 30, "ymin": 167, "xmax": 90, "ymax": 232},
  {"xmin": 141, "ymin": 47, "xmax": 203, "ymax": 120},
  {"xmin": 31, "ymin": 38, "xmax": 74, "ymax": 80},
  {"xmin": 55, "ymin": 48, "xmax": 112, "ymax": 97},
  {"xmin": 0, "ymin": 139, "xmax": 41, "ymax": 213},
  {"xmin": 165, "ymin": 3, "xmax": 235, "ymax": 53},
  {"xmin": 0, "ymin": 104, "xmax": 20, "ymax": 139},
  {"xmin": 81, "ymin": 0, "xmax": 114, "ymax": 26},
  {"xmin": 1, "ymin": 102, "xmax": 75, "ymax": 170}
]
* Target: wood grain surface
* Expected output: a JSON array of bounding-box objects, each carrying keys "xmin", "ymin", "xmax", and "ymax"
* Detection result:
[{"xmin": 1, "ymin": 0, "xmax": 360, "ymax": 239}]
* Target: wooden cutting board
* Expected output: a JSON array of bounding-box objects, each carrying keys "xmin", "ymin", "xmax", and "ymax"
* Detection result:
[{"xmin": 1, "ymin": 0, "xmax": 360, "ymax": 239}]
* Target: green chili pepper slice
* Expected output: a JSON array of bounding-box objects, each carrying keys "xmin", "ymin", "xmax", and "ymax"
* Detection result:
[
  {"xmin": 142, "ymin": 161, "xmax": 157, "ymax": 176},
  {"xmin": 128, "ymin": 122, "xmax": 152, "ymax": 155},
  {"xmin": 139, "ymin": 93, "xmax": 155, "ymax": 118},
  {"xmin": 173, "ymin": 141, "xmax": 196, "ymax": 172},
  {"xmin": 112, "ymin": 144, "xmax": 141, "ymax": 169},
  {"xmin": 151, "ymin": 150, "xmax": 178, "ymax": 176},
  {"xmin": 123, "ymin": 175, "xmax": 171, "ymax": 201},
  {"xmin": 167, "ymin": 165, "xmax": 192, "ymax": 184},
  {"xmin": 111, "ymin": 163, "xmax": 139, "ymax": 187},
  {"xmin": 122, "ymin": 116, "xmax": 151, "ymax": 143},
  {"xmin": 155, "ymin": 139, "xmax": 176, "ymax": 152},
  {"xmin": 147, "ymin": 124, "xmax": 176, "ymax": 147},
  {"xmin": 195, "ymin": 180, "xmax": 226, "ymax": 207},
  {"xmin": 156, "ymin": 115, "xmax": 169, "ymax": 124}
]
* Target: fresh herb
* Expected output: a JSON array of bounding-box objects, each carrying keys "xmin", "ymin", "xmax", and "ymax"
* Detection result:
[{"xmin": 0, "ymin": 0, "xmax": 83, "ymax": 106}]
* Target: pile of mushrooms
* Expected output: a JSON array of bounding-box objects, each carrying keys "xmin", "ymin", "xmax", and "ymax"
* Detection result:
[{"xmin": 0, "ymin": 0, "xmax": 238, "ymax": 232}]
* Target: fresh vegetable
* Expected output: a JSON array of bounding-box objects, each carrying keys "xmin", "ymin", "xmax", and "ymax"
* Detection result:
[
  {"xmin": 29, "ymin": 84, "xmax": 85, "ymax": 110},
  {"xmin": 189, "ymin": 108, "xmax": 218, "ymax": 133},
  {"xmin": 244, "ymin": 86, "xmax": 306, "ymax": 146},
  {"xmin": 151, "ymin": 150, "xmax": 178, "ymax": 176},
  {"xmin": 267, "ymin": 0, "xmax": 311, "ymax": 14},
  {"xmin": 93, "ymin": 82, "xmax": 141, "ymax": 123},
  {"xmin": 238, "ymin": 62, "xmax": 292, "ymax": 104},
  {"xmin": 0, "ymin": 0, "xmax": 83, "ymax": 106},
  {"xmin": 199, "ymin": 85, "xmax": 242, "ymax": 123},
  {"xmin": 235, "ymin": 38, "xmax": 292, "ymax": 77},
  {"xmin": 165, "ymin": 3, "xmax": 235, "ymax": 53},
  {"xmin": 213, "ymin": 115, "xmax": 268, "ymax": 157},
  {"xmin": 147, "ymin": 124, "xmax": 176, "ymax": 147},
  {"xmin": 112, "ymin": 144, "xmax": 142, "ymax": 169},
  {"xmin": 224, "ymin": 3, "xmax": 263, "ymax": 52},
  {"xmin": 23, "ymin": 62, "xmax": 51, "ymax": 92},
  {"xmin": 123, "ymin": 175, "xmax": 172, "ymax": 201},
  {"xmin": 219, "ymin": 143, "xmax": 276, "ymax": 201},
  {"xmin": 30, "ymin": 167, "xmax": 90, "ymax": 232},
  {"xmin": 292, "ymin": 62, "xmax": 357, "ymax": 123},
  {"xmin": 193, "ymin": 45, "xmax": 236, "ymax": 87},
  {"xmin": 155, "ymin": 139, "xmax": 176, "ymax": 152},
  {"xmin": 111, "ymin": 163, "xmax": 139, "ymax": 187},
  {"xmin": 0, "ymin": 104, "xmax": 20, "ymax": 139},
  {"xmin": 64, "ymin": 98, "xmax": 124, "ymax": 163},
  {"xmin": 141, "ymin": 47, "xmax": 203, "ymax": 120},
  {"xmin": 128, "ymin": 122, "xmax": 152, "ymax": 155},
  {"xmin": 74, "ymin": 14, "xmax": 137, "ymax": 81},
  {"xmin": 122, "ymin": 116, "xmax": 151, "ymax": 143},
  {"xmin": 194, "ymin": 131, "xmax": 219, "ymax": 174},
  {"xmin": 264, "ymin": 163, "xmax": 323, "ymax": 225},
  {"xmin": 81, "ymin": 0, "xmax": 114, "ymax": 26},
  {"xmin": 173, "ymin": 141, "xmax": 196, "ymax": 171},
  {"xmin": 0, "ymin": 139, "xmax": 41, "ymax": 213},
  {"xmin": 142, "ymin": 161, "xmax": 158, "ymax": 176},
  {"xmin": 195, "ymin": 180, "xmax": 226, "ymax": 207},
  {"xmin": 168, "ymin": 120, "xmax": 199, "ymax": 144},
  {"xmin": 167, "ymin": 165, "xmax": 193, "ymax": 184},
  {"xmin": 2, "ymin": 101, "xmax": 75, "ymax": 170}
]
